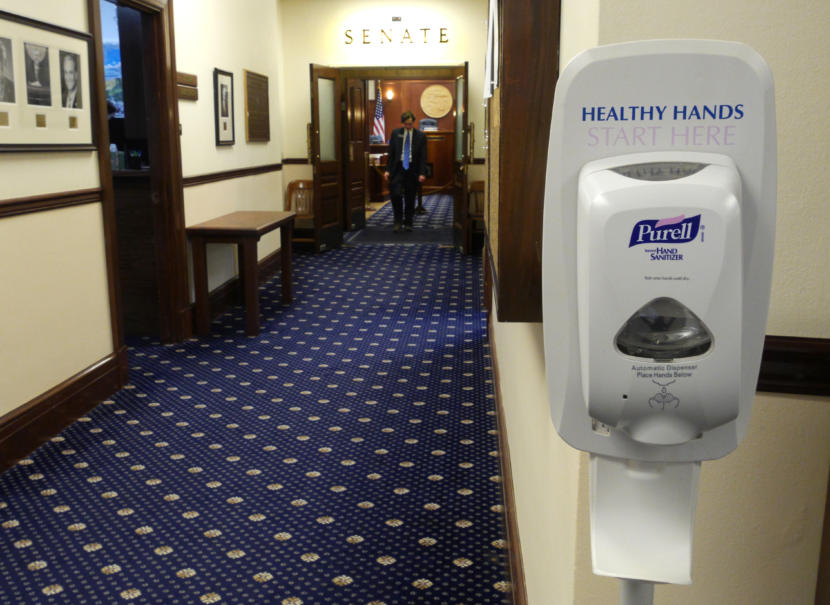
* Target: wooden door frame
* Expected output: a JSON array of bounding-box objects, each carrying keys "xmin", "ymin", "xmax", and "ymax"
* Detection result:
[
  {"xmin": 453, "ymin": 65, "xmax": 470, "ymax": 253},
  {"xmin": 309, "ymin": 64, "xmax": 344, "ymax": 251},
  {"xmin": 343, "ymin": 77, "xmax": 368, "ymax": 231},
  {"xmin": 92, "ymin": 0, "xmax": 188, "ymax": 344},
  {"xmin": 309, "ymin": 66, "xmax": 466, "ymax": 242},
  {"xmin": 338, "ymin": 64, "xmax": 468, "ymax": 235}
]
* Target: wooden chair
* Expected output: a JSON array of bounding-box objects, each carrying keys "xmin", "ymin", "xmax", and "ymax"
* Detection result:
[
  {"xmin": 467, "ymin": 180, "xmax": 485, "ymax": 253},
  {"xmin": 285, "ymin": 180, "xmax": 315, "ymax": 248}
]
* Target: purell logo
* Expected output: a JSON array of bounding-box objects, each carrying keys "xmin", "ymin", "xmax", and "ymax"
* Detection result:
[{"xmin": 628, "ymin": 214, "xmax": 701, "ymax": 247}]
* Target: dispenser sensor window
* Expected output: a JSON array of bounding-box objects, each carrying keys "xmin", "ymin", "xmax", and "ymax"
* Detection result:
[
  {"xmin": 615, "ymin": 297, "xmax": 713, "ymax": 361},
  {"xmin": 611, "ymin": 161, "xmax": 707, "ymax": 181}
]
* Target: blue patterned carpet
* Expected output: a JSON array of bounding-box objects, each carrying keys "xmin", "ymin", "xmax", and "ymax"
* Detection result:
[
  {"xmin": 0, "ymin": 244, "xmax": 511, "ymax": 604},
  {"xmin": 365, "ymin": 194, "xmax": 453, "ymax": 230},
  {"xmin": 345, "ymin": 194, "xmax": 453, "ymax": 245}
]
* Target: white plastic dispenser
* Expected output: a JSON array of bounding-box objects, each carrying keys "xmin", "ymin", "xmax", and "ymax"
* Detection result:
[
  {"xmin": 542, "ymin": 40, "xmax": 776, "ymax": 601},
  {"xmin": 578, "ymin": 152, "xmax": 742, "ymax": 446}
]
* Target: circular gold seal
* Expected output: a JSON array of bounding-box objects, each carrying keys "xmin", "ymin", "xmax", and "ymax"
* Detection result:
[{"xmin": 419, "ymin": 85, "xmax": 453, "ymax": 119}]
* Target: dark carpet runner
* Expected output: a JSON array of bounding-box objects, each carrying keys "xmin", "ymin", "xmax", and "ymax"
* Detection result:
[
  {"xmin": 345, "ymin": 194, "xmax": 454, "ymax": 246},
  {"xmin": 0, "ymin": 243, "xmax": 511, "ymax": 604}
]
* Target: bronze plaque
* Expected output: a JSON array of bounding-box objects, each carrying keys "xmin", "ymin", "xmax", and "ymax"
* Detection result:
[
  {"xmin": 35, "ymin": 114, "xmax": 46, "ymax": 128},
  {"xmin": 244, "ymin": 70, "xmax": 270, "ymax": 142},
  {"xmin": 176, "ymin": 72, "xmax": 198, "ymax": 87},
  {"xmin": 177, "ymin": 84, "xmax": 198, "ymax": 101}
]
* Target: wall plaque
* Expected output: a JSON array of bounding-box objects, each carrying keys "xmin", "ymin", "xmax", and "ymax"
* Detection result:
[
  {"xmin": 244, "ymin": 70, "xmax": 269, "ymax": 142},
  {"xmin": 419, "ymin": 84, "xmax": 453, "ymax": 119}
]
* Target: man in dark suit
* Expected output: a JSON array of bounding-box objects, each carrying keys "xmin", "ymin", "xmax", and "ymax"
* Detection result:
[
  {"xmin": 384, "ymin": 110, "xmax": 427, "ymax": 232},
  {"xmin": 60, "ymin": 52, "xmax": 81, "ymax": 109}
]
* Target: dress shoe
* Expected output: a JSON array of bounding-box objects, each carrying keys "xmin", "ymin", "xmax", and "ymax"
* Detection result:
[
  {"xmin": 403, "ymin": 225, "xmax": 413, "ymax": 232},
  {"xmin": 393, "ymin": 222, "xmax": 402, "ymax": 232},
  {"xmin": 415, "ymin": 206, "xmax": 427, "ymax": 215}
]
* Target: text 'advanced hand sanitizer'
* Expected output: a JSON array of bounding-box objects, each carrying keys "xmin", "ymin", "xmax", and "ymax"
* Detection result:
[{"xmin": 542, "ymin": 40, "xmax": 776, "ymax": 595}]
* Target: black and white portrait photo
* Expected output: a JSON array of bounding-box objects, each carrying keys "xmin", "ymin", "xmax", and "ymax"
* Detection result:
[
  {"xmin": 60, "ymin": 50, "xmax": 82, "ymax": 108},
  {"xmin": 0, "ymin": 37, "xmax": 14, "ymax": 103},
  {"xmin": 213, "ymin": 68, "xmax": 234, "ymax": 145},
  {"xmin": 220, "ymin": 83, "xmax": 229, "ymax": 117},
  {"xmin": 24, "ymin": 41, "xmax": 51, "ymax": 106}
]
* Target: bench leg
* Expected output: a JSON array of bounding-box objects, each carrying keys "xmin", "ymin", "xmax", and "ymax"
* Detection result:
[
  {"xmin": 240, "ymin": 238, "xmax": 259, "ymax": 336},
  {"xmin": 191, "ymin": 236, "xmax": 211, "ymax": 337},
  {"xmin": 280, "ymin": 222, "xmax": 294, "ymax": 304}
]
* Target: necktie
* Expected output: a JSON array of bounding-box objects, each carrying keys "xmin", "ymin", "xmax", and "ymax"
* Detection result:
[{"xmin": 403, "ymin": 131, "xmax": 410, "ymax": 170}]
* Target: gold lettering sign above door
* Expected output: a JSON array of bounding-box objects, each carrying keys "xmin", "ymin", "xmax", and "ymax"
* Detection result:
[
  {"xmin": 344, "ymin": 27, "xmax": 449, "ymax": 45},
  {"xmin": 420, "ymin": 85, "xmax": 453, "ymax": 119}
]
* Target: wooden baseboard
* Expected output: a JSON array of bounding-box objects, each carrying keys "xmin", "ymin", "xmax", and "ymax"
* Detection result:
[
  {"xmin": 0, "ymin": 347, "xmax": 128, "ymax": 474},
  {"xmin": 487, "ymin": 311, "xmax": 529, "ymax": 604}
]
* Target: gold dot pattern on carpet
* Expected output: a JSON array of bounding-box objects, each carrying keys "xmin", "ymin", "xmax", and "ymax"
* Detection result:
[{"xmin": 0, "ymin": 242, "xmax": 510, "ymax": 604}]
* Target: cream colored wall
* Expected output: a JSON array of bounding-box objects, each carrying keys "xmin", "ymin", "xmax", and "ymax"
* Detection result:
[
  {"xmin": 278, "ymin": 0, "xmax": 488, "ymax": 159},
  {"xmin": 559, "ymin": 0, "xmax": 599, "ymax": 68},
  {"xmin": 0, "ymin": 0, "xmax": 88, "ymax": 32},
  {"xmin": 174, "ymin": 0, "xmax": 285, "ymax": 294},
  {"xmin": 491, "ymin": 318, "xmax": 582, "ymax": 605},
  {"xmin": 0, "ymin": 206, "xmax": 114, "ymax": 412},
  {"xmin": 0, "ymin": 1, "xmax": 113, "ymax": 418},
  {"xmin": 175, "ymin": 0, "xmax": 283, "ymax": 178},
  {"xmin": 1, "ymin": 153, "xmax": 100, "ymax": 199},
  {"xmin": 492, "ymin": 1, "xmax": 830, "ymax": 603}
]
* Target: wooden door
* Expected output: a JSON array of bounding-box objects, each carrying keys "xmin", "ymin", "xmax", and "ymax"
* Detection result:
[
  {"xmin": 453, "ymin": 64, "xmax": 470, "ymax": 252},
  {"xmin": 309, "ymin": 64, "xmax": 343, "ymax": 251},
  {"xmin": 343, "ymin": 78, "xmax": 367, "ymax": 230},
  {"xmin": 104, "ymin": 0, "xmax": 188, "ymax": 342}
]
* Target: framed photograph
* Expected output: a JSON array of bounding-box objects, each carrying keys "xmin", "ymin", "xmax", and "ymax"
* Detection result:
[
  {"xmin": 244, "ymin": 69, "xmax": 269, "ymax": 142},
  {"xmin": 0, "ymin": 10, "xmax": 94, "ymax": 151},
  {"xmin": 213, "ymin": 68, "xmax": 234, "ymax": 146}
]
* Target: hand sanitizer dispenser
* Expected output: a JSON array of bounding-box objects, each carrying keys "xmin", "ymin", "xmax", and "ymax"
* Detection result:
[
  {"xmin": 579, "ymin": 151, "xmax": 743, "ymax": 446},
  {"xmin": 542, "ymin": 40, "xmax": 776, "ymax": 599}
]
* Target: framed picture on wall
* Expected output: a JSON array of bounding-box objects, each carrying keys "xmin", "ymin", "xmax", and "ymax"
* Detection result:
[
  {"xmin": 213, "ymin": 68, "xmax": 234, "ymax": 146},
  {"xmin": 0, "ymin": 10, "xmax": 95, "ymax": 151}
]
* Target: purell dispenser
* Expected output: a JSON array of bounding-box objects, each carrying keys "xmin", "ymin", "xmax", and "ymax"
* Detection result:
[
  {"xmin": 578, "ymin": 152, "xmax": 742, "ymax": 447},
  {"xmin": 542, "ymin": 41, "xmax": 776, "ymax": 601}
]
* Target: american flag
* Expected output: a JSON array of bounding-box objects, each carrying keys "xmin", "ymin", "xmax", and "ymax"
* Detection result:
[{"xmin": 372, "ymin": 82, "xmax": 385, "ymax": 141}]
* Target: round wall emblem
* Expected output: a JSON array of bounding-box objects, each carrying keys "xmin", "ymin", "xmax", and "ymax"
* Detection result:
[{"xmin": 419, "ymin": 84, "xmax": 453, "ymax": 118}]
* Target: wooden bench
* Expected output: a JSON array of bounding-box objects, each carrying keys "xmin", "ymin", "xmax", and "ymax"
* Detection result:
[{"xmin": 186, "ymin": 210, "xmax": 295, "ymax": 337}]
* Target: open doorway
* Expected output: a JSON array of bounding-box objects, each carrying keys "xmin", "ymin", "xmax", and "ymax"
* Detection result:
[
  {"xmin": 305, "ymin": 64, "xmax": 469, "ymax": 250},
  {"xmin": 99, "ymin": 0, "xmax": 187, "ymax": 341},
  {"xmin": 353, "ymin": 77, "xmax": 459, "ymax": 245}
]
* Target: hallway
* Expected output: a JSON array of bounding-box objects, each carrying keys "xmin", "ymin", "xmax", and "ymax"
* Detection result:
[{"xmin": 0, "ymin": 243, "xmax": 512, "ymax": 604}]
